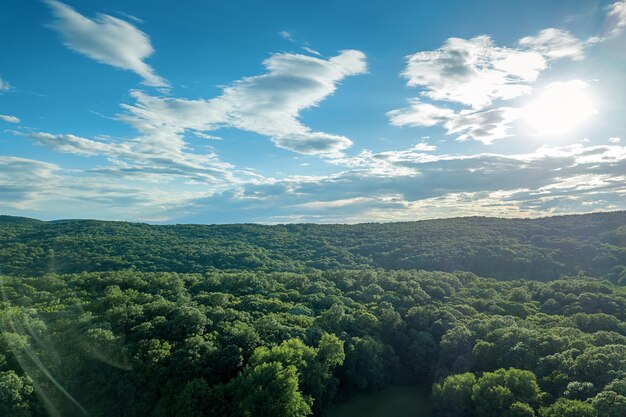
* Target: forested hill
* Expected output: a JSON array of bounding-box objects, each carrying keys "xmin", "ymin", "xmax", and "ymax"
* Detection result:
[
  {"xmin": 1, "ymin": 212, "xmax": 626, "ymax": 417},
  {"xmin": 1, "ymin": 211, "xmax": 625, "ymax": 281}
]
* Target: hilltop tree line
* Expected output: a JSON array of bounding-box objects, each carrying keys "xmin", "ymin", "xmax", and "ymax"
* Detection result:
[{"xmin": 1, "ymin": 212, "xmax": 625, "ymax": 282}]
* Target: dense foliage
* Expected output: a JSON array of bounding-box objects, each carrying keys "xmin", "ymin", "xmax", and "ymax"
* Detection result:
[
  {"xmin": 1, "ymin": 212, "xmax": 625, "ymax": 282},
  {"xmin": 0, "ymin": 269, "xmax": 624, "ymax": 416},
  {"xmin": 0, "ymin": 212, "xmax": 625, "ymax": 416}
]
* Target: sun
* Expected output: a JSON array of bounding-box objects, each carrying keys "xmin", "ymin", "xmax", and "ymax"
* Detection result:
[{"xmin": 522, "ymin": 80, "xmax": 597, "ymax": 136}]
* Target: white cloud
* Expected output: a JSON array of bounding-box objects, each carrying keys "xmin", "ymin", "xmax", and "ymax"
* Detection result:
[
  {"xmin": 24, "ymin": 131, "xmax": 239, "ymax": 185},
  {"xmin": 0, "ymin": 114, "xmax": 20, "ymax": 123},
  {"xmin": 18, "ymin": 50, "xmax": 367, "ymax": 220},
  {"xmin": 115, "ymin": 11, "xmax": 144, "ymax": 24},
  {"xmin": 388, "ymin": 100, "xmax": 455, "ymax": 127},
  {"xmin": 279, "ymin": 30, "xmax": 294, "ymax": 41},
  {"xmin": 447, "ymin": 107, "xmax": 521, "ymax": 144},
  {"xmin": 401, "ymin": 35, "xmax": 547, "ymax": 109},
  {"xmin": 191, "ymin": 131, "xmax": 223, "ymax": 140},
  {"xmin": 0, "ymin": 77, "xmax": 10, "ymax": 91},
  {"xmin": 27, "ymin": 132, "xmax": 127, "ymax": 157},
  {"xmin": 607, "ymin": 0, "xmax": 626, "ymax": 37},
  {"xmin": 413, "ymin": 142, "xmax": 437, "ymax": 151},
  {"xmin": 609, "ymin": 137, "xmax": 622, "ymax": 143},
  {"xmin": 388, "ymin": 100, "xmax": 521, "ymax": 144},
  {"xmin": 271, "ymin": 132, "xmax": 353, "ymax": 155},
  {"xmin": 121, "ymin": 50, "xmax": 367, "ymax": 155},
  {"xmin": 6, "ymin": 139, "xmax": 626, "ymax": 222},
  {"xmin": 389, "ymin": 22, "xmax": 595, "ymax": 144},
  {"xmin": 46, "ymin": 0, "xmax": 168, "ymax": 88},
  {"xmin": 390, "ymin": 78, "xmax": 597, "ymax": 144},
  {"xmin": 0, "ymin": 155, "xmax": 208, "ymax": 220},
  {"xmin": 397, "ymin": 29, "xmax": 587, "ymax": 112},
  {"xmin": 292, "ymin": 196, "xmax": 376, "ymax": 210},
  {"xmin": 572, "ymin": 1, "xmax": 626, "ymax": 44},
  {"xmin": 518, "ymin": 28, "xmax": 585, "ymax": 60},
  {"xmin": 302, "ymin": 47, "xmax": 321, "ymax": 56},
  {"xmin": 164, "ymin": 144, "xmax": 626, "ymax": 223},
  {"xmin": 0, "ymin": 157, "xmax": 59, "ymax": 209}
]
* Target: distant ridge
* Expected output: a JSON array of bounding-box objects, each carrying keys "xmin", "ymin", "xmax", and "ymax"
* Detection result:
[
  {"xmin": 0, "ymin": 215, "xmax": 42, "ymax": 224},
  {"xmin": 0, "ymin": 210, "xmax": 624, "ymax": 227},
  {"xmin": 1, "ymin": 211, "xmax": 624, "ymax": 281}
]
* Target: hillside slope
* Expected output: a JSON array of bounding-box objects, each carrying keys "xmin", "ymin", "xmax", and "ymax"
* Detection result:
[{"xmin": 1, "ymin": 212, "xmax": 625, "ymax": 281}]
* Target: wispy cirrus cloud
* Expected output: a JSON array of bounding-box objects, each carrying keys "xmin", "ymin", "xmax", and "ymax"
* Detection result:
[
  {"xmin": 5, "ymin": 137, "xmax": 626, "ymax": 222},
  {"xmin": 45, "ymin": 0, "xmax": 168, "ymax": 88},
  {"xmin": 387, "ymin": 100, "xmax": 455, "ymax": 128},
  {"xmin": 0, "ymin": 114, "xmax": 20, "ymax": 123},
  {"xmin": 302, "ymin": 46, "xmax": 321, "ymax": 56},
  {"xmin": 168, "ymin": 144, "xmax": 626, "ymax": 223},
  {"xmin": 25, "ymin": 132, "xmax": 130, "ymax": 157},
  {"xmin": 17, "ymin": 49, "xmax": 367, "ymax": 215},
  {"xmin": 445, "ymin": 107, "xmax": 522, "ymax": 144},
  {"xmin": 0, "ymin": 155, "xmax": 204, "ymax": 220},
  {"xmin": 120, "ymin": 50, "xmax": 367, "ymax": 155},
  {"xmin": 0, "ymin": 76, "xmax": 10, "ymax": 92},
  {"xmin": 388, "ymin": 100, "xmax": 522, "ymax": 144},
  {"xmin": 279, "ymin": 30, "xmax": 294, "ymax": 41},
  {"xmin": 517, "ymin": 28, "xmax": 586, "ymax": 60},
  {"xmin": 607, "ymin": 0, "xmax": 626, "ymax": 37},
  {"xmin": 23, "ymin": 131, "xmax": 239, "ymax": 185},
  {"xmin": 0, "ymin": 157, "xmax": 59, "ymax": 209}
]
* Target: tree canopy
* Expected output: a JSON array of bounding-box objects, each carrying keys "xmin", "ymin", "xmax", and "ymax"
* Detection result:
[{"xmin": 0, "ymin": 212, "xmax": 624, "ymax": 416}]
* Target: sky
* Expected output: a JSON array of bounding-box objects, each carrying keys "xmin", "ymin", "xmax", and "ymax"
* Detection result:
[{"xmin": 1, "ymin": 0, "xmax": 625, "ymax": 223}]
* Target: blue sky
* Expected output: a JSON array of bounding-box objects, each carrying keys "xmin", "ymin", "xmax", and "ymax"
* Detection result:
[{"xmin": 1, "ymin": 0, "xmax": 625, "ymax": 223}]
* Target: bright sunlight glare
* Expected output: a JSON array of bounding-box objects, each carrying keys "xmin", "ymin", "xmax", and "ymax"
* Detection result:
[{"xmin": 522, "ymin": 80, "xmax": 597, "ymax": 136}]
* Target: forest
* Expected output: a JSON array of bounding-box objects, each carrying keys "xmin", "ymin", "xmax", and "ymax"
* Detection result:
[
  {"xmin": 1, "ymin": 212, "xmax": 625, "ymax": 282},
  {"xmin": 0, "ymin": 212, "xmax": 625, "ymax": 417}
]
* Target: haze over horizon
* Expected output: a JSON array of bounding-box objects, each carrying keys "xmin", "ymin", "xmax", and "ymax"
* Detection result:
[
  {"xmin": 2, "ymin": 210, "xmax": 626, "ymax": 227},
  {"xmin": 1, "ymin": 0, "xmax": 626, "ymax": 223}
]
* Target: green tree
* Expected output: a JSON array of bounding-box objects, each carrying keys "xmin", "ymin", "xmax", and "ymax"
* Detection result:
[
  {"xmin": 0, "ymin": 370, "xmax": 33, "ymax": 417},
  {"xmin": 592, "ymin": 390, "xmax": 626, "ymax": 417},
  {"xmin": 591, "ymin": 378, "xmax": 626, "ymax": 417},
  {"xmin": 473, "ymin": 368, "xmax": 540, "ymax": 417},
  {"xmin": 432, "ymin": 372, "xmax": 476, "ymax": 417},
  {"xmin": 564, "ymin": 381, "xmax": 596, "ymax": 401},
  {"xmin": 507, "ymin": 401, "xmax": 536, "ymax": 417},
  {"xmin": 229, "ymin": 362, "xmax": 312, "ymax": 417},
  {"xmin": 540, "ymin": 399, "xmax": 597, "ymax": 417}
]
